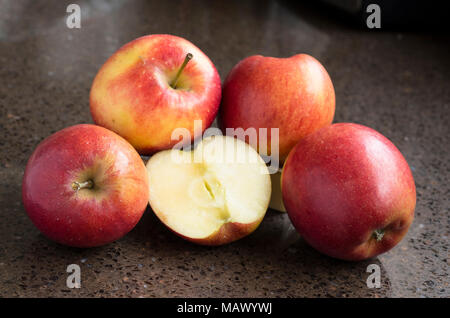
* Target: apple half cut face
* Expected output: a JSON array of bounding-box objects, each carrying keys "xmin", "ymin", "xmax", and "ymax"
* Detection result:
[
  {"xmin": 146, "ymin": 135, "xmax": 271, "ymax": 245},
  {"xmin": 269, "ymin": 169, "xmax": 286, "ymax": 212}
]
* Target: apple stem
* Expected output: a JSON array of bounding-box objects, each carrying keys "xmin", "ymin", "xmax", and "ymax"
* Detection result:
[
  {"xmin": 72, "ymin": 180, "xmax": 94, "ymax": 191},
  {"xmin": 373, "ymin": 229, "xmax": 385, "ymax": 242},
  {"xmin": 170, "ymin": 53, "xmax": 193, "ymax": 89}
]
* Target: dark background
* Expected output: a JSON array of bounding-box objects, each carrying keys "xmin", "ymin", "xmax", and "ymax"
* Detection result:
[{"xmin": 0, "ymin": 0, "xmax": 448, "ymax": 297}]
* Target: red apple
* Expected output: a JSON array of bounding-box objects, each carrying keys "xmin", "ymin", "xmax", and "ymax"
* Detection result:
[
  {"xmin": 90, "ymin": 34, "xmax": 221, "ymax": 155},
  {"xmin": 219, "ymin": 54, "xmax": 335, "ymax": 162},
  {"xmin": 22, "ymin": 124, "xmax": 149, "ymax": 248},
  {"xmin": 282, "ymin": 123, "xmax": 416, "ymax": 261}
]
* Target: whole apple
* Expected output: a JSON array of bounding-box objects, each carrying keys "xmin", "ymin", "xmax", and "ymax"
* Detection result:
[
  {"xmin": 282, "ymin": 123, "xmax": 416, "ymax": 261},
  {"xmin": 22, "ymin": 124, "xmax": 149, "ymax": 247},
  {"xmin": 219, "ymin": 54, "xmax": 335, "ymax": 162},
  {"xmin": 90, "ymin": 34, "xmax": 221, "ymax": 155}
]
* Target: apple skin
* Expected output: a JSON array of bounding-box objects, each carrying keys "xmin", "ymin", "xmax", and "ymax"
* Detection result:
[
  {"xmin": 219, "ymin": 54, "xmax": 335, "ymax": 161},
  {"xmin": 282, "ymin": 123, "xmax": 416, "ymax": 261},
  {"xmin": 189, "ymin": 221, "xmax": 262, "ymax": 246},
  {"xmin": 161, "ymin": 216, "xmax": 263, "ymax": 246},
  {"xmin": 90, "ymin": 34, "xmax": 221, "ymax": 155},
  {"xmin": 22, "ymin": 124, "xmax": 149, "ymax": 248}
]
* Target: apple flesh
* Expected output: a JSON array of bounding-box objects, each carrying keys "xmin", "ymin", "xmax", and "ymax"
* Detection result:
[
  {"xmin": 146, "ymin": 135, "xmax": 271, "ymax": 245},
  {"xmin": 22, "ymin": 124, "xmax": 149, "ymax": 248},
  {"xmin": 282, "ymin": 123, "xmax": 416, "ymax": 261},
  {"xmin": 90, "ymin": 34, "xmax": 221, "ymax": 155},
  {"xmin": 219, "ymin": 54, "xmax": 335, "ymax": 162}
]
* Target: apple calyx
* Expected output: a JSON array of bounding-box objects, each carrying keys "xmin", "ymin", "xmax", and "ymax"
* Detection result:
[
  {"xmin": 373, "ymin": 229, "xmax": 385, "ymax": 242},
  {"xmin": 71, "ymin": 180, "xmax": 94, "ymax": 191},
  {"xmin": 170, "ymin": 53, "xmax": 193, "ymax": 89}
]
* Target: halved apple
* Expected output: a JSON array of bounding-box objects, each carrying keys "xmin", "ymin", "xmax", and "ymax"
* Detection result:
[
  {"xmin": 146, "ymin": 135, "xmax": 271, "ymax": 245},
  {"xmin": 269, "ymin": 169, "xmax": 286, "ymax": 212}
]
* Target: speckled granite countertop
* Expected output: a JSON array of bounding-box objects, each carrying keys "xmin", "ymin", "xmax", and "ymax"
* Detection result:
[{"xmin": 0, "ymin": 0, "xmax": 448, "ymax": 298}]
